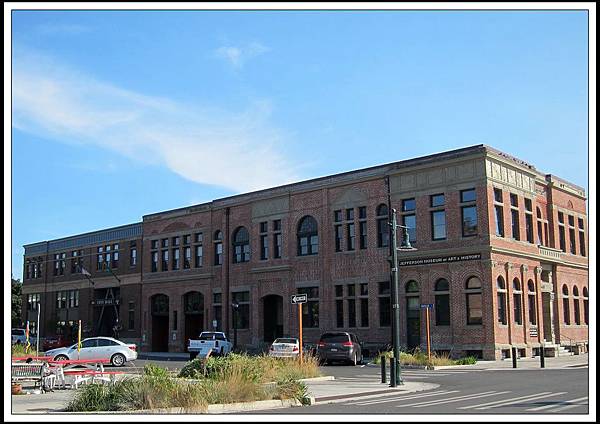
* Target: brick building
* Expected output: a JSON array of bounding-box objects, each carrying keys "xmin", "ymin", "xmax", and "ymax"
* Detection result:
[{"xmin": 21, "ymin": 145, "xmax": 589, "ymax": 360}]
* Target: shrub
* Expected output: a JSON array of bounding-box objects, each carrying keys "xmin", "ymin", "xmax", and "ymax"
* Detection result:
[
  {"xmin": 11, "ymin": 344, "xmax": 27, "ymax": 357},
  {"xmin": 454, "ymin": 356, "xmax": 478, "ymax": 365}
]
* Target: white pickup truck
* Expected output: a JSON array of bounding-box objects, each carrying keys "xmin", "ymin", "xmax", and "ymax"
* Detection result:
[{"xmin": 187, "ymin": 331, "xmax": 233, "ymax": 360}]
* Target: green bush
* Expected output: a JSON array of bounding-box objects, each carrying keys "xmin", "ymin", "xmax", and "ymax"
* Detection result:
[{"xmin": 454, "ymin": 356, "xmax": 478, "ymax": 365}]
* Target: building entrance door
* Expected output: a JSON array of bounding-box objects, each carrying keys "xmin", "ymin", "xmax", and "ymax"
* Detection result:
[
  {"xmin": 151, "ymin": 294, "xmax": 169, "ymax": 352},
  {"xmin": 406, "ymin": 296, "xmax": 421, "ymax": 351},
  {"xmin": 184, "ymin": 292, "xmax": 204, "ymax": 346},
  {"xmin": 263, "ymin": 295, "xmax": 283, "ymax": 343},
  {"xmin": 542, "ymin": 292, "xmax": 554, "ymax": 343}
]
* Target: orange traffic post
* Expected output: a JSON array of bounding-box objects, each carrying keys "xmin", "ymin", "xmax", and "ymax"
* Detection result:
[{"xmin": 298, "ymin": 303, "xmax": 303, "ymax": 364}]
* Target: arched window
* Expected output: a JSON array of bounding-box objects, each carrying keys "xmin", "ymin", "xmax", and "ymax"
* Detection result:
[
  {"xmin": 466, "ymin": 277, "xmax": 483, "ymax": 325},
  {"xmin": 583, "ymin": 287, "xmax": 589, "ymax": 325},
  {"xmin": 434, "ymin": 279, "xmax": 450, "ymax": 326},
  {"xmin": 232, "ymin": 227, "xmax": 250, "ymax": 263},
  {"xmin": 297, "ymin": 216, "xmax": 318, "ymax": 256},
  {"xmin": 527, "ymin": 280, "xmax": 537, "ymax": 325},
  {"xmin": 214, "ymin": 231, "xmax": 223, "ymax": 265},
  {"xmin": 497, "ymin": 276, "xmax": 507, "ymax": 325},
  {"xmin": 513, "ymin": 278, "xmax": 523, "ymax": 325},
  {"xmin": 572, "ymin": 286, "xmax": 581, "ymax": 325},
  {"xmin": 376, "ymin": 204, "xmax": 389, "ymax": 248},
  {"xmin": 562, "ymin": 285, "xmax": 570, "ymax": 325}
]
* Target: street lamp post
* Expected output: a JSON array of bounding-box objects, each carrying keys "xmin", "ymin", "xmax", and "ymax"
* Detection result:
[
  {"xmin": 389, "ymin": 208, "xmax": 417, "ymax": 387},
  {"xmin": 231, "ymin": 302, "xmax": 239, "ymax": 351}
]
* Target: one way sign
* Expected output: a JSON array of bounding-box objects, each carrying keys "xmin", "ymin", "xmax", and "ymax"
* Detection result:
[{"xmin": 291, "ymin": 294, "xmax": 307, "ymax": 304}]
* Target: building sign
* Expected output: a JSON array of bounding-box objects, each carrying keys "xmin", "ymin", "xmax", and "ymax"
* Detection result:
[
  {"xmin": 529, "ymin": 326, "xmax": 538, "ymax": 337},
  {"xmin": 398, "ymin": 253, "xmax": 482, "ymax": 267},
  {"xmin": 92, "ymin": 298, "xmax": 121, "ymax": 306}
]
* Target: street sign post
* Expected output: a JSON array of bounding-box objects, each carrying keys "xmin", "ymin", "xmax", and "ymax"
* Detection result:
[
  {"xmin": 291, "ymin": 294, "xmax": 307, "ymax": 364},
  {"xmin": 420, "ymin": 304, "xmax": 433, "ymax": 365}
]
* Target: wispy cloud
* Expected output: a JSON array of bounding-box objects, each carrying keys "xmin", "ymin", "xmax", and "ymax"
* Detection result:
[
  {"xmin": 215, "ymin": 41, "xmax": 270, "ymax": 69},
  {"xmin": 12, "ymin": 50, "xmax": 301, "ymax": 193}
]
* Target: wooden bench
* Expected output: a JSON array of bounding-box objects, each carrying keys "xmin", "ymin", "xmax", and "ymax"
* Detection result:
[{"xmin": 11, "ymin": 363, "xmax": 46, "ymax": 389}]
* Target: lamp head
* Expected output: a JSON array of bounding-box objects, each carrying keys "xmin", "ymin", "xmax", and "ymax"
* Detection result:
[{"xmin": 399, "ymin": 227, "xmax": 413, "ymax": 249}]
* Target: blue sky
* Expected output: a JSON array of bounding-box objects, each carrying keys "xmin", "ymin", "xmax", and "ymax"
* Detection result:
[{"xmin": 10, "ymin": 9, "xmax": 590, "ymax": 280}]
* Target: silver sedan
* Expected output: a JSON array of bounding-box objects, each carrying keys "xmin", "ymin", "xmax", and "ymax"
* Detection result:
[{"xmin": 44, "ymin": 336, "xmax": 138, "ymax": 367}]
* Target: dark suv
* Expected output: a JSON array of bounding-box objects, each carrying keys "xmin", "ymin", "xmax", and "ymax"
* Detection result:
[{"xmin": 316, "ymin": 332, "xmax": 363, "ymax": 365}]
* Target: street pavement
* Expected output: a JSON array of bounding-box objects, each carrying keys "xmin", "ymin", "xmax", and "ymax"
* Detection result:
[{"xmin": 10, "ymin": 352, "xmax": 591, "ymax": 417}]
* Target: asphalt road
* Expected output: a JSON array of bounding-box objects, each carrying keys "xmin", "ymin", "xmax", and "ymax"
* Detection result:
[{"xmin": 244, "ymin": 364, "xmax": 590, "ymax": 415}]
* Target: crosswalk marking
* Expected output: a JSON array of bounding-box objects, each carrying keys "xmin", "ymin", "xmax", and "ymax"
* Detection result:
[
  {"xmin": 350, "ymin": 390, "xmax": 459, "ymax": 406},
  {"xmin": 407, "ymin": 391, "xmax": 511, "ymax": 408},
  {"xmin": 469, "ymin": 392, "xmax": 567, "ymax": 410},
  {"xmin": 457, "ymin": 392, "xmax": 552, "ymax": 410},
  {"xmin": 525, "ymin": 396, "xmax": 588, "ymax": 412},
  {"xmin": 398, "ymin": 391, "xmax": 502, "ymax": 408}
]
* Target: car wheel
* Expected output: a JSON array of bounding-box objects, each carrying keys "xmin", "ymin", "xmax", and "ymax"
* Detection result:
[
  {"xmin": 111, "ymin": 353, "xmax": 126, "ymax": 367},
  {"xmin": 54, "ymin": 354, "xmax": 68, "ymax": 362}
]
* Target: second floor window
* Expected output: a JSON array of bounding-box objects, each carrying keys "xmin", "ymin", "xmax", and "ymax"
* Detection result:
[
  {"xmin": 214, "ymin": 231, "xmax": 223, "ymax": 265},
  {"xmin": 297, "ymin": 216, "xmax": 318, "ymax": 256},
  {"xmin": 376, "ymin": 204, "xmax": 389, "ymax": 248},
  {"xmin": 460, "ymin": 189, "xmax": 478, "ymax": 237},
  {"xmin": 233, "ymin": 226, "xmax": 250, "ymax": 263}
]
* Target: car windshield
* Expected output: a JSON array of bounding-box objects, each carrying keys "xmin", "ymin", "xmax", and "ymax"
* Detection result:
[
  {"xmin": 274, "ymin": 338, "xmax": 297, "ymax": 344},
  {"xmin": 320, "ymin": 333, "xmax": 350, "ymax": 343}
]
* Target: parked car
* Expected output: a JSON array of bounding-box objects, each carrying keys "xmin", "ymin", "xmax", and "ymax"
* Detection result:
[
  {"xmin": 44, "ymin": 336, "xmax": 137, "ymax": 367},
  {"xmin": 11, "ymin": 328, "xmax": 38, "ymax": 346},
  {"xmin": 188, "ymin": 331, "xmax": 233, "ymax": 360},
  {"xmin": 42, "ymin": 335, "xmax": 71, "ymax": 352},
  {"xmin": 268, "ymin": 337, "xmax": 300, "ymax": 358},
  {"xmin": 316, "ymin": 332, "xmax": 363, "ymax": 366}
]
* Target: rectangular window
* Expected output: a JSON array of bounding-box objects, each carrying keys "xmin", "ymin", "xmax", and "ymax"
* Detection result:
[
  {"xmin": 96, "ymin": 248, "xmax": 104, "ymax": 271},
  {"xmin": 346, "ymin": 208, "xmax": 354, "ymax": 221},
  {"xmin": 260, "ymin": 221, "xmax": 268, "ymax": 233},
  {"xmin": 161, "ymin": 250, "xmax": 169, "ymax": 271},
  {"xmin": 151, "ymin": 251, "xmax": 158, "ymax": 272},
  {"xmin": 528, "ymin": 294, "xmax": 537, "ymax": 325},
  {"xmin": 334, "ymin": 210, "xmax": 342, "ymax": 223},
  {"xmin": 334, "ymin": 225, "xmax": 343, "ymax": 252},
  {"xmin": 161, "ymin": 238, "xmax": 169, "ymax": 248},
  {"xmin": 378, "ymin": 281, "xmax": 391, "ymax": 327},
  {"xmin": 335, "ymin": 299, "xmax": 344, "ymax": 328},
  {"xmin": 128, "ymin": 302, "xmax": 135, "ymax": 330},
  {"xmin": 183, "ymin": 235, "xmax": 191, "ymax": 245},
  {"xmin": 173, "ymin": 310, "xmax": 178, "ymax": 331},
  {"xmin": 347, "ymin": 223, "xmax": 355, "ymax": 251},
  {"xmin": 213, "ymin": 293, "xmax": 222, "ymax": 331},
  {"xmin": 466, "ymin": 293, "xmax": 483, "ymax": 325},
  {"xmin": 173, "ymin": 236, "xmax": 180, "ymax": 246},
  {"xmin": 461, "ymin": 206, "xmax": 478, "ymax": 237},
  {"xmin": 431, "ymin": 210, "xmax": 446, "ymax": 240},
  {"xmin": 495, "ymin": 205, "xmax": 505, "ymax": 237},
  {"xmin": 402, "ymin": 198, "xmax": 416, "ymax": 212},
  {"xmin": 232, "ymin": 291, "xmax": 250, "ymax": 329},
  {"xmin": 194, "ymin": 245, "xmax": 203, "ymax": 268},
  {"xmin": 524, "ymin": 198, "xmax": 532, "ymax": 212},
  {"xmin": 514, "ymin": 294, "xmax": 523, "ymax": 325},
  {"xmin": 359, "ymin": 283, "xmax": 369, "ymax": 327},
  {"xmin": 579, "ymin": 221, "xmax": 586, "ymax": 257},
  {"xmin": 493, "ymin": 188, "xmax": 503, "ymax": 203},
  {"xmin": 559, "ymin": 225, "xmax": 566, "ymax": 252},
  {"xmin": 435, "ymin": 294, "xmax": 450, "ymax": 326},
  {"xmin": 402, "ymin": 214, "xmax": 416, "ymax": 243},
  {"xmin": 569, "ymin": 228, "xmax": 576, "ymax": 254},
  {"xmin": 112, "ymin": 244, "xmax": 119, "ymax": 268},
  {"xmin": 260, "ymin": 235, "xmax": 268, "ymax": 260},
  {"xmin": 359, "ymin": 221, "xmax": 367, "ymax": 249},
  {"xmin": 510, "ymin": 193, "xmax": 518, "ymax": 207},
  {"xmin": 273, "ymin": 219, "xmax": 281, "ymax": 231},
  {"xmin": 172, "ymin": 248, "xmax": 180, "ymax": 270},
  {"xmin": 151, "ymin": 240, "xmax": 158, "ymax": 249},
  {"xmin": 358, "ymin": 206, "xmax": 367, "ymax": 219},
  {"xmin": 274, "ymin": 233, "xmax": 282, "ymax": 259},
  {"xmin": 461, "ymin": 189, "xmax": 477, "ymax": 203},
  {"xmin": 511, "ymin": 209, "xmax": 520, "ymax": 240},
  {"xmin": 525, "ymin": 214, "xmax": 534, "ymax": 243},
  {"xmin": 347, "ymin": 299, "xmax": 356, "ymax": 328},
  {"xmin": 431, "ymin": 193, "xmax": 445, "ymax": 207},
  {"xmin": 184, "ymin": 247, "xmax": 191, "ymax": 269},
  {"xmin": 298, "ymin": 287, "xmax": 319, "ymax": 328},
  {"xmin": 377, "ymin": 218, "xmax": 389, "ymax": 247},
  {"xmin": 195, "ymin": 233, "xmax": 203, "ymax": 243},
  {"xmin": 214, "ymin": 242, "xmax": 223, "ymax": 265},
  {"xmin": 130, "ymin": 246, "xmax": 137, "ymax": 266}
]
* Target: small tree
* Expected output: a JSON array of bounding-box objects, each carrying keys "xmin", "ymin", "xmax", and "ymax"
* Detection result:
[{"xmin": 11, "ymin": 276, "xmax": 23, "ymax": 327}]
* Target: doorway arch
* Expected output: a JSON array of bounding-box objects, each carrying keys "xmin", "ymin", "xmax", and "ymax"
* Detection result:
[
  {"xmin": 151, "ymin": 294, "xmax": 169, "ymax": 352},
  {"xmin": 183, "ymin": 291, "xmax": 204, "ymax": 345},
  {"xmin": 263, "ymin": 295, "xmax": 283, "ymax": 343}
]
